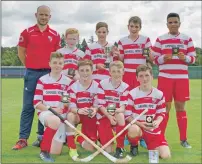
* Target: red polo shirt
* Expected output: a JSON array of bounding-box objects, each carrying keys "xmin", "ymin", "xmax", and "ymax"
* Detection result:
[{"xmin": 18, "ymin": 24, "xmax": 61, "ymax": 69}]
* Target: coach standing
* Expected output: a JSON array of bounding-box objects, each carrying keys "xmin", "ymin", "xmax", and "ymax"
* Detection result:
[{"xmin": 12, "ymin": 5, "xmax": 61, "ymax": 150}]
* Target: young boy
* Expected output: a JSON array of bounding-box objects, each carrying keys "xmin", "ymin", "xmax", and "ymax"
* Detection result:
[
  {"xmin": 125, "ymin": 64, "xmax": 171, "ymax": 159},
  {"xmin": 66, "ymin": 59, "xmax": 99, "ymax": 159},
  {"xmin": 84, "ymin": 22, "xmax": 119, "ymax": 82},
  {"xmin": 33, "ymin": 52, "xmax": 72, "ymax": 162},
  {"xmin": 96, "ymin": 61, "xmax": 130, "ymax": 158},
  {"xmin": 117, "ymin": 16, "xmax": 153, "ymax": 89},
  {"xmin": 57, "ymin": 28, "xmax": 85, "ymax": 80}
]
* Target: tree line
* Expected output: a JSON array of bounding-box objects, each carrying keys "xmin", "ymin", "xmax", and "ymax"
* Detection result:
[{"xmin": 1, "ymin": 35, "xmax": 202, "ymax": 66}]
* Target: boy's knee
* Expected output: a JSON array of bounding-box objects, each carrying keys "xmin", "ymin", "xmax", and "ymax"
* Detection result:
[{"xmin": 160, "ymin": 152, "xmax": 171, "ymax": 159}]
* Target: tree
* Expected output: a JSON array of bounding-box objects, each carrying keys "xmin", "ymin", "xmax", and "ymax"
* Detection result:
[
  {"xmin": 80, "ymin": 39, "xmax": 88, "ymax": 52},
  {"xmin": 60, "ymin": 34, "xmax": 66, "ymax": 48},
  {"xmin": 88, "ymin": 35, "xmax": 95, "ymax": 44}
]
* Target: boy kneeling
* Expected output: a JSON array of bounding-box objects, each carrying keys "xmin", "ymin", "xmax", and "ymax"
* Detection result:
[
  {"xmin": 33, "ymin": 52, "xmax": 72, "ymax": 162},
  {"xmin": 125, "ymin": 64, "xmax": 171, "ymax": 159}
]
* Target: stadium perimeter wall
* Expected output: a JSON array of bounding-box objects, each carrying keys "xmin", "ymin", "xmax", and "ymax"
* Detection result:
[{"xmin": 1, "ymin": 66, "xmax": 202, "ymax": 79}]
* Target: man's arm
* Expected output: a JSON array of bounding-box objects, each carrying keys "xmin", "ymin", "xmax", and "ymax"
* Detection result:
[{"xmin": 18, "ymin": 46, "xmax": 26, "ymax": 66}]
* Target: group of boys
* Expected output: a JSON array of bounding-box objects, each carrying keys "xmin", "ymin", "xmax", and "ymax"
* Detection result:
[{"xmin": 12, "ymin": 4, "xmax": 196, "ymax": 163}]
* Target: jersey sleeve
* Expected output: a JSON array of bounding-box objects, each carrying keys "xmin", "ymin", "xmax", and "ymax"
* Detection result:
[
  {"xmin": 186, "ymin": 37, "xmax": 196, "ymax": 64},
  {"xmin": 152, "ymin": 37, "xmax": 164, "ymax": 65},
  {"xmin": 55, "ymin": 33, "xmax": 61, "ymax": 51},
  {"xmin": 155, "ymin": 94, "xmax": 166, "ymax": 118},
  {"xmin": 69, "ymin": 88, "xmax": 77, "ymax": 109},
  {"xmin": 125, "ymin": 92, "xmax": 134, "ymax": 117},
  {"xmin": 33, "ymin": 79, "xmax": 44, "ymax": 108},
  {"xmin": 96, "ymin": 83, "xmax": 106, "ymax": 108},
  {"xmin": 120, "ymin": 87, "xmax": 130, "ymax": 107},
  {"xmin": 18, "ymin": 29, "xmax": 29, "ymax": 48}
]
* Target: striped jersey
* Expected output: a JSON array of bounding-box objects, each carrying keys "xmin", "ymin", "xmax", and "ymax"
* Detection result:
[
  {"xmin": 96, "ymin": 78, "xmax": 130, "ymax": 119},
  {"xmin": 57, "ymin": 47, "xmax": 85, "ymax": 71},
  {"xmin": 33, "ymin": 73, "xmax": 72, "ymax": 116},
  {"xmin": 126, "ymin": 87, "xmax": 166, "ymax": 134},
  {"xmin": 68, "ymin": 80, "xmax": 99, "ymax": 109},
  {"xmin": 118, "ymin": 35, "xmax": 152, "ymax": 73},
  {"xmin": 152, "ymin": 33, "xmax": 196, "ymax": 79},
  {"xmin": 84, "ymin": 42, "xmax": 114, "ymax": 81}
]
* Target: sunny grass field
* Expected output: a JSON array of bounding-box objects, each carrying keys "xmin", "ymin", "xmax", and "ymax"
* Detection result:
[{"xmin": 1, "ymin": 78, "xmax": 201, "ymax": 163}]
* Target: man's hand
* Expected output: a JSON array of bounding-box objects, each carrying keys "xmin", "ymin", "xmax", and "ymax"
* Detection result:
[
  {"xmin": 96, "ymin": 63, "xmax": 106, "ymax": 70},
  {"xmin": 177, "ymin": 52, "xmax": 186, "ymax": 61},
  {"xmin": 52, "ymin": 107, "xmax": 63, "ymax": 114},
  {"xmin": 77, "ymin": 107, "xmax": 89, "ymax": 115},
  {"xmin": 164, "ymin": 54, "xmax": 172, "ymax": 62}
]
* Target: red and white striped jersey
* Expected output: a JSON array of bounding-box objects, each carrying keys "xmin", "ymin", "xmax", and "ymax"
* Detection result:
[
  {"xmin": 33, "ymin": 73, "xmax": 72, "ymax": 116},
  {"xmin": 57, "ymin": 47, "xmax": 85, "ymax": 70},
  {"xmin": 96, "ymin": 78, "xmax": 130, "ymax": 119},
  {"xmin": 69, "ymin": 80, "xmax": 99, "ymax": 109},
  {"xmin": 126, "ymin": 87, "xmax": 166, "ymax": 134},
  {"xmin": 118, "ymin": 35, "xmax": 152, "ymax": 73},
  {"xmin": 152, "ymin": 33, "xmax": 196, "ymax": 79},
  {"xmin": 84, "ymin": 42, "xmax": 114, "ymax": 81}
]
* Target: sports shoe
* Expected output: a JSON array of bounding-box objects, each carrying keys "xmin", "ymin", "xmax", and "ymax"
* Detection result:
[
  {"xmin": 140, "ymin": 138, "xmax": 147, "ymax": 149},
  {"xmin": 12, "ymin": 139, "xmax": 27, "ymax": 150},
  {"xmin": 181, "ymin": 140, "xmax": 192, "ymax": 148},
  {"xmin": 114, "ymin": 147, "xmax": 124, "ymax": 159},
  {"xmin": 69, "ymin": 148, "xmax": 79, "ymax": 159},
  {"xmin": 32, "ymin": 135, "xmax": 43, "ymax": 147},
  {"xmin": 39, "ymin": 151, "xmax": 54, "ymax": 162},
  {"xmin": 130, "ymin": 145, "xmax": 138, "ymax": 156}
]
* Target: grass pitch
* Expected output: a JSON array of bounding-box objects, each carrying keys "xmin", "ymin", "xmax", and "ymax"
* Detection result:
[{"xmin": 1, "ymin": 79, "xmax": 201, "ymax": 163}]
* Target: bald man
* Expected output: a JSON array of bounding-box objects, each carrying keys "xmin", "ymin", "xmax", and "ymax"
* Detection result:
[{"xmin": 12, "ymin": 5, "xmax": 61, "ymax": 150}]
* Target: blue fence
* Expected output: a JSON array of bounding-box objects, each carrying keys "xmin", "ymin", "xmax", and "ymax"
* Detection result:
[{"xmin": 1, "ymin": 66, "xmax": 202, "ymax": 79}]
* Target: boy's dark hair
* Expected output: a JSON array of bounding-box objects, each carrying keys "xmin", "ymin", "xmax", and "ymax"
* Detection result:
[
  {"xmin": 136, "ymin": 64, "xmax": 153, "ymax": 77},
  {"xmin": 167, "ymin": 13, "xmax": 180, "ymax": 21},
  {"xmin": 128, "ymin": 16, "xmax": 142, "ymax": 28}
]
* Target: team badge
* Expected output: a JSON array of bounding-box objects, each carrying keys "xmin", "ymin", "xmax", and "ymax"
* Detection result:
[
  {"xmin": 19, "ymin": 36, "xmax": 24, "ymax": 42},
  {"xmin": 48, "ymin": 36, "xmax": 52, "ymax": 42},
  {"xmin": 61, "ymin": 84, "xmax": 66, "ymax": 91}
]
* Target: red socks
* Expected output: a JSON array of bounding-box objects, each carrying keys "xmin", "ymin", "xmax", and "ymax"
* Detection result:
[
  {"xmin": 66, "ymin": 135, "xmax": 76, "ymax": 149},
  {"xmin": 176, "ymin": 111, "xmax": 187, "ymax": 141},
  {"xmin": 116, "ymin": 125, "xmax": 127, "ymax": 148},
  {"xmin": 76, "ymin": 135, "xmax": 85, "ymax": 146},
  {"xmin": 40, "ymin": 127, "xmax": 57, "ymax": 152},
  {"xmin": 160, "ymin": 113, "xmax": 169, "ymax": 135},
  {"xmin": 127, "ymin": 135, "xmax": 140, "ymax": 146}
]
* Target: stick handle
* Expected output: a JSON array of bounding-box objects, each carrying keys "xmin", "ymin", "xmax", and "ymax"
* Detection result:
[
  {"xmin": 48, "ymin": 107, "xmax": 115, "ymax": 161},
  {"xmin": 48, "ymin": 107, "xmax": 65, "ymax": 121},
  {"xmin": 90, "ymin": 108, "xmax": 148, "ymax": 157}
]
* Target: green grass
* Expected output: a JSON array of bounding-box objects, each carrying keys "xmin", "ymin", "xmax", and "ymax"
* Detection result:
[{"xmin": 1, "ymin": 79, "xmax": 202, "ymax": 163}]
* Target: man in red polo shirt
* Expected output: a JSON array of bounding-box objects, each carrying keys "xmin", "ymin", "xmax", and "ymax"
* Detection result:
[{"xmin": 12, "ymin": 5, "xmax": 61, "ymax": 150}]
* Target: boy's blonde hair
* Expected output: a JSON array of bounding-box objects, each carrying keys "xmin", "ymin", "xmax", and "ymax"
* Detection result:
[
  {"xmin": 109, "ymin": 61, "xmax": 124, "ymax": 69},
  {"xmin": 136, "ymin": 64, "xmax": 152, "ymax": 76},
  {"xmin": 78, "ymin": 59, "xmax": 93, "ymax": 69},
  {"xmin": 96, "ymin": 22, "xmax": 109, "ymax": 32},
  {"xmin": 50, "ymin": 52, "xmax": 64, "ymax": 61},
  {"xmin": 65, "ymin": 28, "xmax": 79, "ymax": 37}
]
